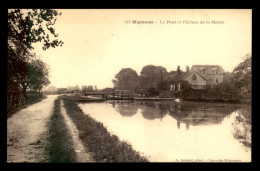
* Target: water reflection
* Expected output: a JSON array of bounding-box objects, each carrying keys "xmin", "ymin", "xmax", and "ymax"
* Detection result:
[
  {"xmin": 232, "ymin": 107, "xmax": 251, "ymax": 149},
  {"xmin": 141, "ymin": 102, "xmax": 168, "ymax": 120},
  {"xmin": 79, "ymin": 101, "xmax": 251, "ymax": 162},
  {"xmin": 113, "ymin": 101, "xmax": 138, "ymax": 117},
  {"xmin": 109, "ymin": 101, "xmax": 236, "ymax": 129},
  {"xmin": 107, "ymin": 101, "xmax": 251, "ymax": 149}
]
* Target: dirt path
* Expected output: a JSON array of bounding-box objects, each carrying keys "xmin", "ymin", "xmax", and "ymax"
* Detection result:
[{"xmin": 7, "ymin": 95, "xmax": 58, "ymax": 163}]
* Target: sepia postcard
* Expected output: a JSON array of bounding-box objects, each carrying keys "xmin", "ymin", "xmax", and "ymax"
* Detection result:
[{"xmin": 7, "ymin": 9, "xmax": 252, "ymax": 163}]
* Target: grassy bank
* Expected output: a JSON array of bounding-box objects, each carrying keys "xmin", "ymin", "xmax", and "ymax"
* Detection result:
[
  {"xmin": 60, "ymin": 97, "xmax": 149, "ymax": 162},
  {"xmin": 46, "ymin": 98, "xmax": 77, "ymax": 163}
]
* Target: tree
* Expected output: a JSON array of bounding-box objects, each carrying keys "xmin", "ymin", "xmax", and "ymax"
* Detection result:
[
  {"xmin": 8, "ymin": 9, "xmax": 64, "ymax": 53},
  {"xmin": 179, "ymin": 81, "xmax": 192, "ymax": 99},
  {"xmin": 112, "ymin": 68, "xmax": 139, "ymax": 92},
  {"xmin": 139, "ymin": 65, "xmax": 168, "ymax": 90},
  {"xmin": 8, "ymin": 9, "xmax": 63, "ymax": 114},
  {"xmin": 147, "ymin": 87, "xmax": 159, "ymax": 97},
  {"xmin": 27, "ymin": 58, "xmax": 50, "ymax": 95},
  {"xmin": 47, "ymin": 85, "xmax": 57, "ymax": 92},
  {"xmin": 233, "ymin": 54, "xmax": 252, "ymax": 93},
  {"xmin": 204, "ymin": 72, "xmax": 241, "ymax": 101},
  {"xmin": 213, "ymin": 81, "xmax": 240, "ymax": 100},
  {"xmin": 157, "ymin": 81, "xmax": 169, "ymax": 91}
]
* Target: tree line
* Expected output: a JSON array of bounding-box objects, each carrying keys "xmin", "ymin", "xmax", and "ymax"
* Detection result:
[
  {"xmin": 7, "ymin": 9, "xmax": 63, "ymax": 116},
  {"xmin": 112, "ymin": 55, "xmax": 251, "ymax": 102},
  {"xmin": 112, "ymin": 65, "xmax": 168, "ymax": 95}
]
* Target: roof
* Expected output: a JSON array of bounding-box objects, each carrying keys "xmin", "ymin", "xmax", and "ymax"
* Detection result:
[
  {"xmin": 164, "ymin": 71, "xmax": 178, "ymax": 81},
  {"xmin": 103, "ymin": 88, "xmax": 114, "ymax": 91},
  {"xmin": 164, "ymin": 71, "xmax": 188, "ymax": 82},
  {"xmin": 182, "ymin": 70, "xmax": 208, "ymax": 81},
  {"xmin": 163, "ymin": 64, "xmax": 224, "ymax": 83},
  {"xmin": 191, "ymin": 65, "xmax": 225, "ymax": 74}
]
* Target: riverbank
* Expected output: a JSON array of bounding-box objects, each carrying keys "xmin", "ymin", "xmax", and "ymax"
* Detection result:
[
  {"xmin": 182, "ymin": 98, "xmax": 246, "ymax": 104},
  {"xmin": 46, "ymin": 98, "xmax": 77, "ymax": 162},
  {"xmin": 60, "ymin": 96, "xmax": 148, "ymax": 162}
]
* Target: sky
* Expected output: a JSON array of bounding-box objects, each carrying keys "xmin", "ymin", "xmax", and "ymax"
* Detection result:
[{"xmin": 32, "ymin": 9, "xmax": 252, "ymax": 90}]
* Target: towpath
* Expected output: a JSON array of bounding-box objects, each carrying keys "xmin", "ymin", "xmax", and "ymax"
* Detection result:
[{"xmin": 7, "ymin": 95, "xmax": 58, "ymax": 162}]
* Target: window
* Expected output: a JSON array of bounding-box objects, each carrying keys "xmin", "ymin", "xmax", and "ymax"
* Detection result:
[
  {"xmin": 192, "ymin": 74, "xmax": 197, "ymax": 80},
  {"xmin": 216, "ymin": 77, "xmax": 218, "ymax": 83}
]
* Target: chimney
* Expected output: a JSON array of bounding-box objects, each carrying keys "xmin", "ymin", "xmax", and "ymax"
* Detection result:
[
  {"xmin": 186, "ymin": 66, "xmax": 190, "ymax": 73},
  {"xmin": 177, "ymin": 66, "xmax": 180, "ymax": 73}
]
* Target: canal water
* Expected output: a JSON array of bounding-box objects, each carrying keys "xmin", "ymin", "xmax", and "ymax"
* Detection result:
[{"xmin": 78, "ymin": 101, "xmax": 251, "ymax": 162}]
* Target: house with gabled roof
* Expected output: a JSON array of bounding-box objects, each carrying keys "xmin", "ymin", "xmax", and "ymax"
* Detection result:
[
  {"xmin": 182, "ymin": 70, "xmax": 208, "ymax": 89},
  {"xmin": 165, "ymin": 65, "xmax": 225, "ymax": 91},
  {"xmin": 189, "ymin": 65, "xmax": 225, "ymax": 85}
]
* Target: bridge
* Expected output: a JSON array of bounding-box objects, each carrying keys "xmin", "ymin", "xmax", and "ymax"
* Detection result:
[
  {"xmin": 86, "ymin": 91, "xmax": 106, "ymax": 95},
  {"xmin": 85, "ymin": 91, "xmax": 134, "ymax": 100}
]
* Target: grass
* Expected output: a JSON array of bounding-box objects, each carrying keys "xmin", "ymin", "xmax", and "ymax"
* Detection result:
[
  {"xmin": 45, "ymin": 98, "xmax": 77, "ymax": 163},
  {"xmin": 60, "ymin": 96, "xmax": 149, "ymax": 162}
]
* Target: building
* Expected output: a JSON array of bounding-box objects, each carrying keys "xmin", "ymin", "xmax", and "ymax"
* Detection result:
[
  {"xmin": 57, "ymin": 88, "xmax": 67, "ymax": 94},
  {"xmin": 87, "ymin": 85, "xmax": 94, "ymax": 92},
  {"xmin": 103, "ymin": 88, "xmax": 114, "ymax": 94},
  {"xmin": 182, "ymin": 65, "xmax": 224, "ymax": 89},
  {"xmin": 164, "ymin": 66, "xmax": 188, "ymax": 92},
  {"xmin": 115, "ymin": 90, "xmax": 130, "ymax": 97},
  {"xmin": 82, "ymin": 86, "xmax": 88, "ymax": 96},
  {"xmin": 165, "ymin": 65, "xmax": 224, "ymax": 91}
]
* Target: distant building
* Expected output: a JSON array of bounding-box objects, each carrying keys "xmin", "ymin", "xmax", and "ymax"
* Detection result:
[
  {"xmin": 103, "ymin": 88, "xmax": 114, "ymax": 94},
  {"xmin": 87, "ymin": 85, "xmax": 94, "ymax": 92},
  {"xmin": 182, "ymin": 70, "xmax": 207, "ymax": 89},
  {"xmin": 115, "ymin": 90, "xmax": 130, "ymax": 97},
  {"xmin": 82, "ymin": 86, "xmax": 88, "ymax": 95},
  {"xmin": 165, "ymin": 65, "xmax": 224, "ymax": 90},
  {"xmin": 183, "ymin": 65, "xmax": 224, "ymax": 89},
  {"xmin": 57, "ymin": 88, "xmax": 67, "ymax": 94}
]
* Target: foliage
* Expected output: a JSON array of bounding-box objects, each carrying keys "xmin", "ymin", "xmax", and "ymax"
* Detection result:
[
  {"xmin": 179, "ymin": 81, "xmax": 193, "ymax": 98},
  {"xmin": 112, "ymin": 57, "xmax": 252, "ymax": 103},
  {"xmin": 46, "ymin": 85, "xmax": 57, "ymax": 92},
  {"xmin": 232, "ymin": 54, "xmax": 252, "ymax": 92},
  {"xmin": 27, "ymin": 58, "xmax": 50, "ymax": 93},
  {"xmin": 8, "ymin": 9, "xmax": 63, "ymax": 116},
  {"xmin": 139, "ymin": 65, "xmax": 168, "ymax": 90},
  {"xmin": 157, "ymin": 81, "xmax": 169, "ymax": 91},
  {"xmin": 206, "ymin": 81, "xmax": 241, "ymax": 100},
  {"xmin": 8, "ymin": 9, "xmax": 64, "ymax": 52},
  {"xmin": 112, "ymin": 68, "xmax": 139, "ymax": 92},
  {"xmin": 180, "ymin": 80, "xmax": 192, "ymax": 91},
  {"xmin": 147, "ymin": 87, "xmax": 160, "ymax": 97},
  {"xmin": 179, "ymin": 71, "xmax": 243, "ymax": 102}
]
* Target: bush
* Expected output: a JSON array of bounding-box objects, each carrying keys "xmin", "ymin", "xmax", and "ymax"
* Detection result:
[
  {"xmin": 206, "ymin": 82, "xmax": 241, "ymax": 101},
  {"xmin": 147, "ymin": 87, "xmax": 159, "ymax": 97}
]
